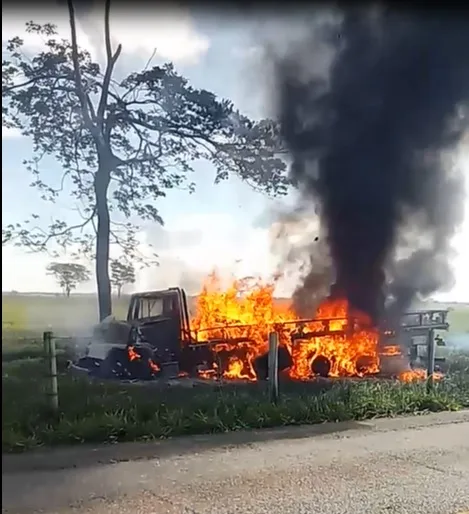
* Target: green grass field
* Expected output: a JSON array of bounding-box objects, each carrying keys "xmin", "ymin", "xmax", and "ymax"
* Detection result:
[
  {"xmin": 2, "ymin": 294, "xmax": 129, "ymax": 337},
  {"xmin": 2, "ymin": 293, "xmax": 469, "ymax": 453},
  {"xmin": 446, "ymin": 306, "xmax": 469, "ymax": 333},
  {"xmin": 3, "ymin": 293, "xmax": 469, "ymax": 336}
]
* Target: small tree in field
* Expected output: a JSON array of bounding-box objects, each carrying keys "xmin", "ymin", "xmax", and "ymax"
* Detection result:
[
  {"xmin": 110, "ymin": 260, "xmax": 135, "ymax": 297},
  {"xmin": 46, "ymin": 262, "xmax": 90, "ymax": 297},
  {"xmin": 2, "ymin": 0, "xmax": 288, "ymax": 321}
]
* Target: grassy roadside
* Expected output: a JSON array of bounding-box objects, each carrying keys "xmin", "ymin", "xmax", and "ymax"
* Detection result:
[
  {"xmin": 3, "ymin": 337, "xmax": 469, "ymax": 453},
  {"xmin": 3, "ymin": 293, "xmax": 469, "ymax": 336}
]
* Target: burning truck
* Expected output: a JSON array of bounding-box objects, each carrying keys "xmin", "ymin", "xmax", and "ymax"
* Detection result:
[
  {"xmin": 72, "ymin": 11, "xmax": 465, "ymax": 387},
  {"xmin": 71, "ymin": 273, "xmax": 448, "ymax": 383}
]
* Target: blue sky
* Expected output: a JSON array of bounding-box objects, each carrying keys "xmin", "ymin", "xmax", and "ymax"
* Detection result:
[
  {"xmin": 2, "ymin": 6, "xmax": 469, "ymax": 301},
  {"xmin": 2, "ymin": 6, "xmax": 292, "ymax": 294}
]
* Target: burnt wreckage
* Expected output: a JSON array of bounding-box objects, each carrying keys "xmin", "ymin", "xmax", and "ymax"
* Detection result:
[{"xmin": 71, "ymin": 287, "xmax": 449, "ymax": 381}]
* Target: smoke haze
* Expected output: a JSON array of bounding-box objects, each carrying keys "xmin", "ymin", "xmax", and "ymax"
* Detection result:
[{"xmin": 276, "ymin": 7, "xmax": 469, "ymax": 321}]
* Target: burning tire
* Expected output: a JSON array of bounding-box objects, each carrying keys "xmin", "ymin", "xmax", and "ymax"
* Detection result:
[
  {"xmin": 355, "ymin": 355, "xmax": 375, "ymax": 375},
  {"xmin": 253, "ymin": 346, "xmax": 293, "ymax": 380},
  {"xmin": 179, "ymin": 344, "xmax": 214, "ymax": 376},
  {"xmin": 311, "ymin": 355, "xmax": 331, "ymax": 378}
]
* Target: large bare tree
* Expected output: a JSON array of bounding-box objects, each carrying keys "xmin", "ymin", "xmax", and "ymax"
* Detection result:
[{"xmin": 2, "ymin": 0, "xmax": 288, "ymax": 320}]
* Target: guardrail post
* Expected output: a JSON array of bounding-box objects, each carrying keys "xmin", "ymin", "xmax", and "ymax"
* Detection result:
[
  {"xmin": 268, "ymin": 331, "xmax": 279, "ymax": 404},
  {"xmin": 43, "ymin": 331, "xmax": 59, "ymax": 412},
  {"xmin": 426, "ymin": 328, "xmax": 435, "ymax": 392}
]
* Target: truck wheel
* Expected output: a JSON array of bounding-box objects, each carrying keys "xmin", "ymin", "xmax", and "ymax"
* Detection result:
[
  {"xmin": 127, "ymin": 345, "xmax": 158, "ymax": 380},
  {"xmin": 311, "ymin": 355, "xmax": 331, "ymax": 378},
  {"xmin": 99, "ymin": 348, "xmax": 129, "ymax": 379},
  {"xmin": 253, "ymin": 346, "xmax": 293, "ymax": 380}
]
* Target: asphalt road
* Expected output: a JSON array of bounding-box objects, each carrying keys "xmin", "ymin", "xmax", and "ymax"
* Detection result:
[{"xmin": 3, "ymin": 411, "xmax": 469, "ymax": 514}]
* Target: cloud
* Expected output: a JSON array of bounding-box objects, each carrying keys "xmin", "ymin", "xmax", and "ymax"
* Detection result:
[
  {"xmin": 2, "ymin": 5, "xmax": 210, "ymax": 66},
  {"xmin": 1, "ymin": 245, "xmax": 90, "ymax": 293},
  {"xmin": 2, "ymin": 9, "xmax": 95, "ymax": 55},
  {"xmin": 137, "ymin": 212, "xmax": 282, "ymax": 293},
  {"xmin": 2, "ymin": 126, "xmax": 21, "ymax": 139},
  {"xmin": 137, "ymin": 211, "xmax": 325, "ymax": 298},
  {"xmin": 103, "ymin": 7, "xmax": 210, "ymax": 65}
]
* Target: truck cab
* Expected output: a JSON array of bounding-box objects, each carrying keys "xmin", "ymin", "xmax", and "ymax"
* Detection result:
[
  {"xmin": 73, "ymin": 287, "xmax": 213, "ymax": 379},
  {"xmin": 125, "ymin": 287, "xmax": 193, "ymax": 365}
]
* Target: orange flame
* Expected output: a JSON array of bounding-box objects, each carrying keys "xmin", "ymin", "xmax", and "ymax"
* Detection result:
[
  {"xmin": 127, "ymin": 345, "xmax": 160, "ymax": 373},
  {"xmin": 148, "ymin": 359, "xmax": 160, "ymax": 373},
  {"xmin": 128, "ymin": 346, "xmax": 141, "ymax": 362},
  {"xmin": 381, "ymin": 345, "xmax": 402, "ymax": 356},
  {"xmin": 398, "ymin": 369, "xmax": 443, "ymax": 382},
  {"xmin": 190, "ymin": 273, "xmax": 383, "ymax": 381}
]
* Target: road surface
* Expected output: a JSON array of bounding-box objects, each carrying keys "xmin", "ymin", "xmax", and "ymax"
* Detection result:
[{"xmin": 3, "ymin": 411, "xmax": 469, "ymax": 514}]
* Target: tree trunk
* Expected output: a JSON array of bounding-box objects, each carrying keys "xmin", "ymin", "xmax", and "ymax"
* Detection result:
[
  {"xmin": 118, "ymin": 285, "xmax": 122, "ymax": 298},
  {"xmin": 94, "ymin": 165, "xmax": 112, "ymax": 321},
  {"xmin": 66, "ymin": 286, "xmax": 71, "ymax": 298}
]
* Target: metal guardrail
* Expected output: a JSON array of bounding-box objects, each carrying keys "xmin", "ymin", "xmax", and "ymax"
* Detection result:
[
  {"xmin": 190, "ymin": 309, "xmax": 450, "ymax": 347},
  {"xmin": 400, "ymin": 310, "xmax": 449, "ymax": 330}
]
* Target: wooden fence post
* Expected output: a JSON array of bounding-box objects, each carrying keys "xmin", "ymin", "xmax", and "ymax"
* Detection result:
[
  {"xmin": 43, "ymin": 331, "xmax": 59, "ymax": 412},
  {"xmin": 426, "ymin": 328, "xmax": 435, "ymax": 392},
  {"xmin": 43, "ymin": 330, "xmax": 50, "ymax": 359},
  {"xmin": 268, "ymin": 331, "xmax": 279, "ymax": 404}
]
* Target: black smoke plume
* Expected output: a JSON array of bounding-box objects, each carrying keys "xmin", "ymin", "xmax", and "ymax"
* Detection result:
[{"xmin": 276, "ymin": 8, "xmax": 468, "ymax": 322}]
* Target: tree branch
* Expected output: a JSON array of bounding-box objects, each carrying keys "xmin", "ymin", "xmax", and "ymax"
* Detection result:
[
  {"xmin": 66, "ymin": 0, "xmax": 96, "ymax": 135},
  {"xmin": 22, "ymin": 206, "xmax": 97, "ymax": 251},
  {"xmin": 96, "ymin": 0, "xmax": 122, "ymax": 127},
  {"xmin": 3, "ymin": 75, "xmax": 67, "ymax": 94},
  {"xmin": 123, "ymin": 115, "xmax": 211, "ymax": 151}
]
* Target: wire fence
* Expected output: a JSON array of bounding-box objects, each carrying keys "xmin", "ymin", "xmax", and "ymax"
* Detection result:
[
  {"xmin": 4, "ymin": 325, "xmax": 445, "ymax": 416},
  {"xmin": 3, "ymin": 329, "xmax": 281, "ymax": 412}
]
